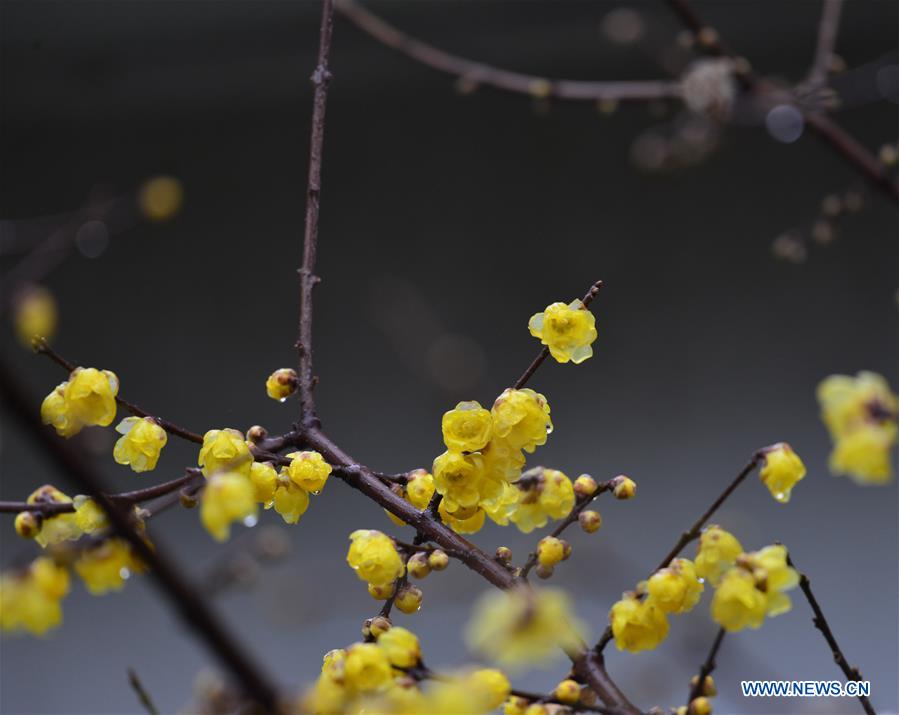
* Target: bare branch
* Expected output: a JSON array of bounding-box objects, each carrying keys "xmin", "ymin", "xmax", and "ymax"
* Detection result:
[
  {"xmin": 787, "ymin": 554, "xmax": 876, "ymax": 715},
  {"xmin": 296, "ymin": 0, "xmax": 336, "ymax": 432},
  {"xmin": 127, "ymin": 668, "xmax": 160, "ymax": 715},
  {"xmin": 806, "ymin": 0, "xmax": 845, "ymax": 88},
  {"xmin": 335, "ymin": 0, "xmax": 681, "ymax": 103},
  {"xmin": 686, "ymin": 628, "xmax": 725, "ymax": 704}
]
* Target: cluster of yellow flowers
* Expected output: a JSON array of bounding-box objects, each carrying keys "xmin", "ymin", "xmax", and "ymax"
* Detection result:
[
  {"xmin": 528, "ymin": 299, "xmax": 598, "ymax": 364},
  {"xmin": 13, "ymin": 486, "xmax": 107, "ymax": 547},
  {"xmin": 41, "ymin": 367, "xmax": 119, "ymax": 438},
  {"xmin": 303, "ymin": 624, "xmax": 510, "ymax": 715},
  {"xmin": 344, "ymin": 530, "xmax": 425, "ymax": 610},
  {"xmin": 465, "ymin": 586, "xmax": 585, "ymax": 669},
  {"xmin": 198, "ymin": 428, "xmax": 332, "ymax": 541},
  {"xmin": 609, "ymin": 525, "xmax": 799, "ymax": 653},
  {"xmin": 818, "ymin": 371, "xmax": 897, "ymax": 484},
  {"xmin": 0, "ymin": 558, "xmax": 69, "ymax": 636}
]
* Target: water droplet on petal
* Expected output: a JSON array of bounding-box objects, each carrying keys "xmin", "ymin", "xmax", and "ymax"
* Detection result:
[
  {"xmin": 243, "ymin": 514, "xmax": 258, "ymax": 527},
  {"xmin": 119, "ymin": 567, "xmax": 131, "ymax": 580}
]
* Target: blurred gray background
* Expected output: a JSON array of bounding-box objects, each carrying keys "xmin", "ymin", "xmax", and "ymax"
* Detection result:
[{"xmin": 1, "ymin": 1, "xmax": 897, "ymax": 714}]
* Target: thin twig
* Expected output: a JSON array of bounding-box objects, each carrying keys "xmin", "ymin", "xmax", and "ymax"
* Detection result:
[
  {"xmin": 513, "ymin": 279, "xmax": 604, "ymax": 390},
  {"xmin": 34, "ymin": 339, "xmax": 204, "ymax": 444},
  {"xmin": 519, "ymin": 480, "xmax": 613, "ymax": 578},
  {"xmin": 295, "ymin": 0, "xmax": 336, "ymax": 432},
  {"xmin": 127, "ymin": 668, "xmax": 160, "ymax": 715},
  {"xmin": 787, "ymin": 554, "xmax": 876, "ymax": 715},
  {"xmin": 0, "ymin": 356, "xmax": 278, "ymax": 711},
  {"xmin": 595, "ymin": 450, "xmax": 763, "ymax": 653},
  {"xmin": 806, "ymin": 0, "xmax": 845, "ymax": 88},
  {"xmin": 335, "ymin": 0, "xmax": 681, "ymax": 103},
  {"xmin": 686, "ymin": 628, "xmax": 725, "ymax": 704},
  {"xmin": 0, "ymin": 470, "xmax": 202, "ymax": 515}
]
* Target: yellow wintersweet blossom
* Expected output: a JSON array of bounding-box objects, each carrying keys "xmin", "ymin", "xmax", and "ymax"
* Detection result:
[
  {"xmin": 198, "ymin": 429, "xmax": 252, "ymax": 477},
  {"xmin": 343, "ymin": 642, "xmax": 393, "ymax": 692},
  {"xmin": 830, "ymin": 426, "xmax": 895, "ymax": 485},
  {"xmin": 759, "ymin": 443, "xmax": 806, "ymax": 503},
  {"xmin": 13, "ymin": 284, "xmax": 57, "ymax": 346},
  {"xmin": 468, "ymin": 669, "xmax": 511, "ymax": 710},
  {"xmin": 26, "ymin": 485, "xmax": 82, "ymax": 547},
  {"xmin": 442, "ymin": 401, "xmax": 493, "ymax": 452},
  {"xmin": 113, "ymin": 416, "xmax": 168, "ymax": 472},
  {"xmin": 249, "ymin": 461, "xmax": 278, "ymax": 504},
  {"xmin": 376, "ymin": 626, "xmax": 420, "ymax": 668},
  {"xmin": 711, "ymin": 544, "xmax": 798, "ymax": 631},
  {"xmin": 0, "ymin": 557, "xmax": 70, "ymax": 636},
  {"xmin": 271, "ymin": 477, "xmax": 310, "ymax": 524},
  {"xmin": 74, "ymin": 539, "xmax": 145, "ymax": 595},
  {"xmin": 466, "ymin": 586, "xmax": 584, "ymax": 669},
  {"xmin": 710, "ymin": 568, "xmax": 767, "ymax": 631},
  {"xmin": 40, "ymin": 383, "xmax": 79, "ymax": 438},
  {"xmin": 73, "ymin": 495, "xmax": 108, "ymax": 534},
  {"xmin": 528, "ymin": 299, "xmax": 598, "ymax": 364},
  {"xmin": 438, "ymin": 499, "xmax": 487, "ymax": 534},
  {"xmin": 385, "ymin": 469, "xmax": 435, "ymax": 527},
  {"xmin": 265, "ymin": 368, "xmax": 298, "ymax": 401},
  {"xmin": 694, "ymin": 525, "xmax": 743, "ymax": 586},
  {"xmin": 283, "ymin": 450, "xmax": 332, "ymax": 493},
  {"xmin": 347, "ymin": 530, "xmax": 405, "ymax": 588},
  {"xmin": 741, "ymin": 545, "xmax": 799, "ymax": 617},
  {"xmin": 41, "ymin": 368, "xmax": 119, "ymax": 437},
  {"xmin": 492, "ymin": 388, "xmax": 553, "ymax": 454},
  {"xmin": 63, "ymin": 367, "xmax": 119, "ymax": 428},
  {"xmin": 200, "ymin": 472, "xmax": 257, "ymax": 541},
  {"xmin": 609, "ymin": 593, "xmax": 670, "ymax": 652},
  {"xmin": 433, "ymin": 450, "xmax": 497, "ymax": 513},
  {"xmin": 509, "ymin": 468, "xmax": 575, "ymax": 533},
  {"xmin": 646, "ymin": 558, "xmax": 704, "ymax": 614},
  {"xmin": 482, "ymin": 481, "xmax": 521, "ymax": 527},
  {"xmin": 817, "ymin": 371, "xmax": 897, "ymax": 484}
]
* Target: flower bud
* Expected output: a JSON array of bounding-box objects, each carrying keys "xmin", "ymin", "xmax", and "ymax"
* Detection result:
[
  {"xmin": 612, "ymin": 475, "xmax": 637, "ymax": 499},
  {"xmin": 180, "ymin": 490, "xmax": 200, "ymax": 509},
  {"xmin": 427, "ymin": 549, "xmax": 449, "ymax": 571},
  {"xmin": 535, "ymin": 563, "xmax": 554, "ymax": 579},
  {"xmin": 245, "ymin": 425, "xmax": 268, "ymax": 443},
  {"xmin": 495, "ymin": 546, "xmax": 513, "ymax": 564},
  {"xmin": 537, "ymin": 536, "xmax": 565, "ymax": 567},
  {"xmin": 689, "ymin": 696, "xmax": 712, "ymax": 715},
  {"xmin": 265, "ymin": 368, "xmax": 298, "ymax": 401},
  {"xmin": 368, "ymin": 582, "xmax": 395, "ymax": 600},
  {"xmin": 690, "ymin": 674, "xmax": 717, "ymax": 697},
  {"xmin": 394, "ymin": 584, "xmax": 423, "ymax": 614},
  {"xmin": 369, "ymin": 615, "xmax": 391, "ymax": 638},
  {"xmin": 14, "ymin": 511, "xmax": 42, "ymax": 539},
  {"xmin": 407, "ymin": 552, "xmax": 430, "ymax": 579},
  {"xmin": 553, "ymin": 679, "xmax": 580, "ymax": 704},
  {"xmin": 573, "ymin": 474, "xmax": 598, "ymax": 498},
  {"xmin": 579, "ymin": 510, "xmax": 602, "ymax": 533}
]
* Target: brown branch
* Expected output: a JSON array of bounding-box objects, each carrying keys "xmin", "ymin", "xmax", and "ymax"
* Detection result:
[
  {"xmin": 662, "ymin": 0, "xmax": 899, "ymax": 205},
  {"xmin": 787, "ymin": 554, "xmax": 876, "ymax": 715},
  {"xmin": 686, "ymin": 627, "xmax": 725, "ymax": 704},
  {"xmin": 519, "ymin": 480, "xmax": 613, "ymax": 578},
  {"xmin": 806, "ymin": 0, "xmax": 845, "ymax": 89},
  {"xmin": 595, "ymin": 450, "xmax": 763, "ymax": 653},
  {"xmin": 34, "ymin": 339, "xmax": 204, "ymax": 444},
  {"xmin": 0, "ymin": 356, "xmax": 278, "ymax": 711},
  {"xmin": 295, "ymin": 0, "xmax": 336, "ymax": 432},
  {"xmin": 0, "ymin": 470, "xmax": 202, "ymax": 516},
  {"xmin": 335, "ymin": 0, "xmax": 681, "ymax": 103},
  {"xmin": 513, "ymin": 279, "xmax": 604, "ymax": 390},
  {"xmin": 127, "ymin": 668, "xmax": 160, "ymax": 715}
]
